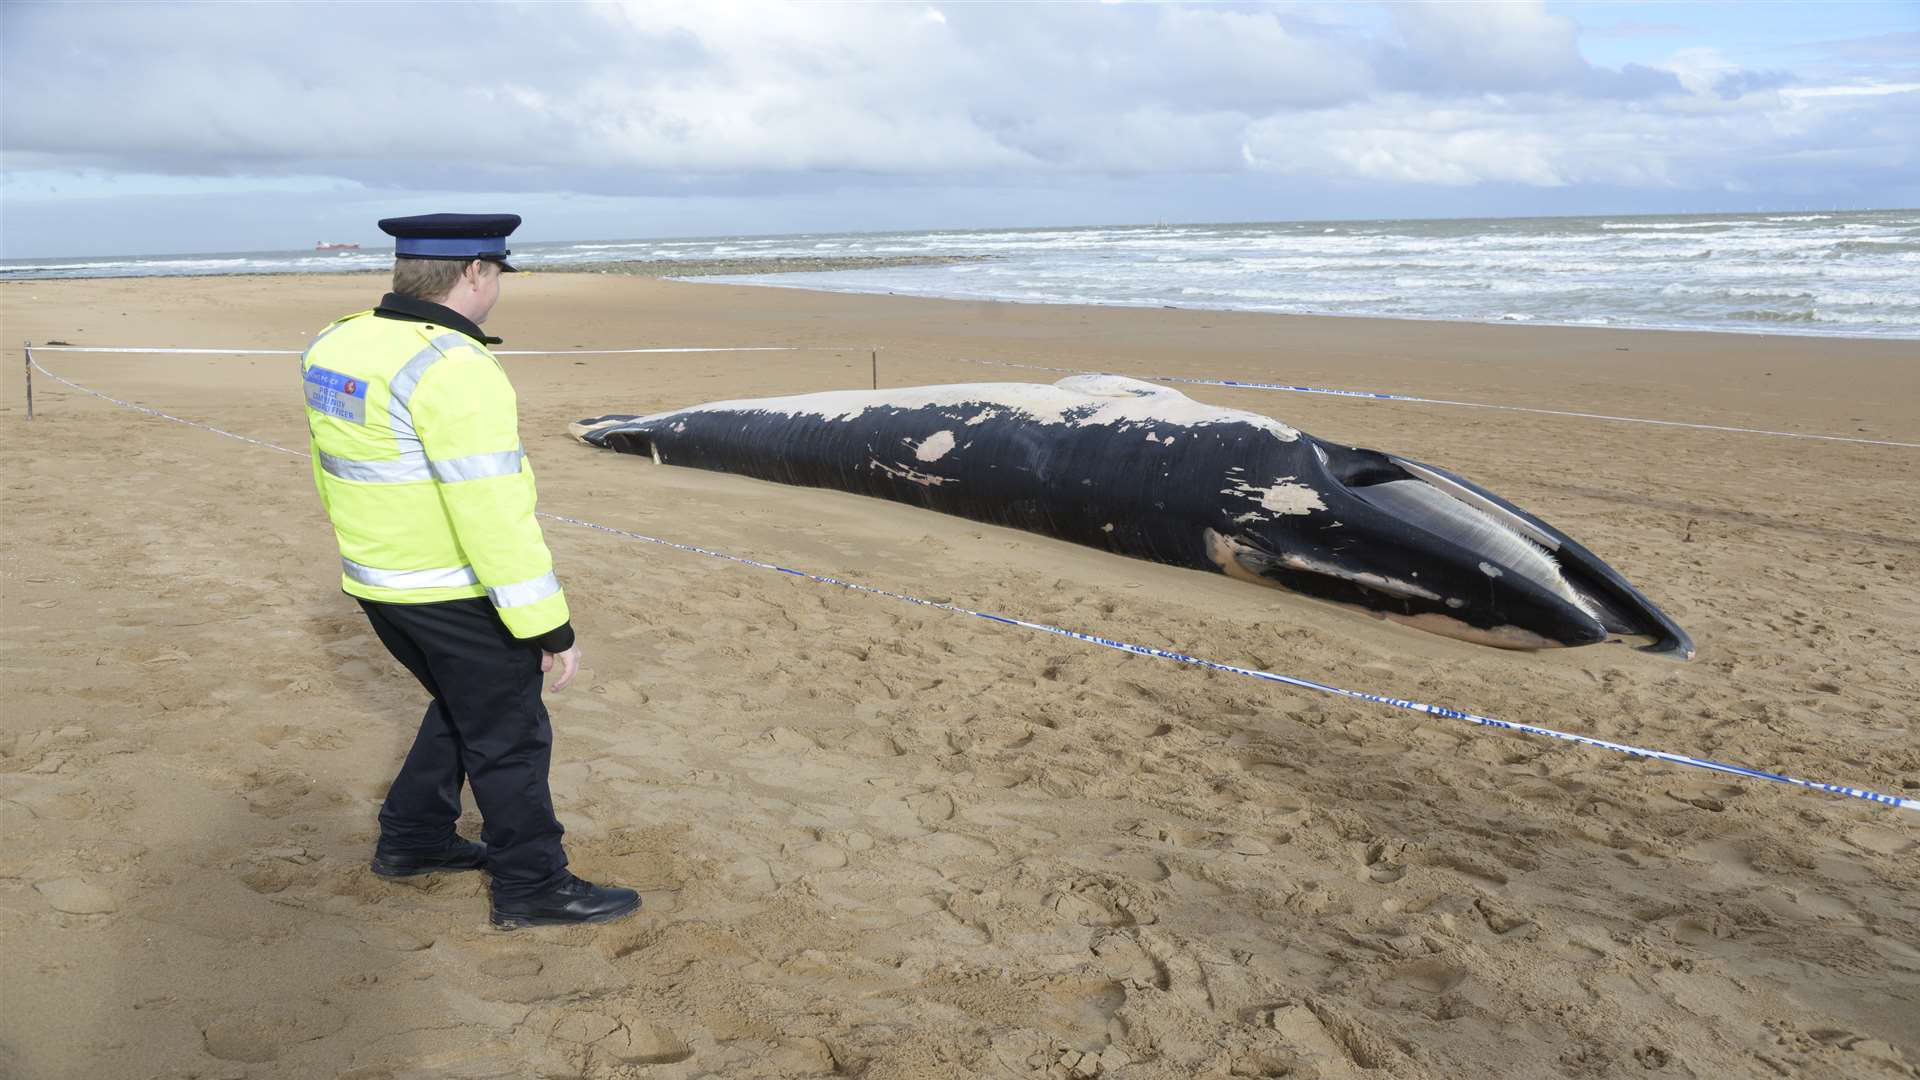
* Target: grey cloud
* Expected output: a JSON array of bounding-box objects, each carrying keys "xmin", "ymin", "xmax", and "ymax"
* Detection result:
[
  {"xmin": 5, "ymin": 2, "xmax": 1706, "ymax": 179},
  {"xmin": 1805, "ymin": 30, "xmax": 1920, "ymax": 62},
  {"xmin": 1712, "ymin": 69, "xmax": 1796, "ymax": 100},
  {"xmin": 0, "ymin": 0, "xmax": 1906, "ymax": 217},
  {"xmin": 1377, "ymin": 3, "xmax": 1681, "ymax": 100},
  {"xmin": 1379, "ymin": 1, "xmax": 1587, "ymax": 94},
  {"xmin": 1581, "ymin": 22, "xmax": 1696, "ymax": 40},
  {"xmin": 1583, "ymin": 63, "xmax": 1687, "ymax": 99}
]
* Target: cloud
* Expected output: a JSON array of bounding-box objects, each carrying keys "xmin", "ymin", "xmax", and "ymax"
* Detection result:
[
  {"xmin": 1244, "ymin": 76, "xmax": 1918, "ymax": 196},
  {"xmin": 1382, "ymin": 1, "xmax": 1589, "ymax": 93},
  {"xmin": 1712, "ymin": 69, "xmax": 1796, "ymax": 100},
  {"xmin": 0, "ymin": 0, "xmax": 1910, "ymax": 218},
  {"xmin": 1803, "ymin": 30, "xmax": 1920, "ymax": 63}
]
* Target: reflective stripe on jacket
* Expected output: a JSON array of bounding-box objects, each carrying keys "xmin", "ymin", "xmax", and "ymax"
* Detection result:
[{"xmin": 302, "ymin": 310, "xmax": 569, "ymax": 640}]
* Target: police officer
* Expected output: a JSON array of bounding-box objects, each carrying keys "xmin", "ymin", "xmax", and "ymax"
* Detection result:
[{"xmin": 302, "ymin": 213, "xmax": 638, "ymax": 929}]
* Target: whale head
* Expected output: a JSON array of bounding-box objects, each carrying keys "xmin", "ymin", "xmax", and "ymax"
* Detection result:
[{"xmin": 1207, "ymin": 437, "xmax": 1689, "ymax": 655}]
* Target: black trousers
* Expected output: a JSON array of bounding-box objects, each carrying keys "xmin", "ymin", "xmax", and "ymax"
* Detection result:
[{"xmin": 358, "ymin": 597, "xmax": 569, "ymax": 900}]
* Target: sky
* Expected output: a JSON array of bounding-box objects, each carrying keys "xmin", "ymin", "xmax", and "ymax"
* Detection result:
[{"xmin": 2, "ymin": 0, "xmax": 1916, "ymax": 257}]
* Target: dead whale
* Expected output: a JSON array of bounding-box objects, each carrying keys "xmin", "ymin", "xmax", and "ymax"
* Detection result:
[{"xmin": 572, "ymin": 375, "xmax": 1692, "ymax": 656}]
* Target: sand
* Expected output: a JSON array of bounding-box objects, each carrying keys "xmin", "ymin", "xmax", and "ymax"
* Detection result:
[{"xmin": 1, "ymin": 272, "xmax": 1916, "ymax": 1080}]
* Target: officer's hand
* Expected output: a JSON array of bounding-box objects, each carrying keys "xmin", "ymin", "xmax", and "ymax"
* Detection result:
[{"xmin": 541, "ymin": 644, "xmax": 582, "ymax": 693}]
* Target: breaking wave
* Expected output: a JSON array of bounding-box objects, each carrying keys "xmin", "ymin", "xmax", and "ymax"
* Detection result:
[{"xmin": 8, "ymin": 209, "xmax": 1916, "ymax": 338}]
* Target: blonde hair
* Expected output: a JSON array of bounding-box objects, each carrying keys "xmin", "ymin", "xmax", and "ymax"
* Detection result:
[{"xmin": 391, "ymin": 257, "xmax": 474, "ymax": 301}]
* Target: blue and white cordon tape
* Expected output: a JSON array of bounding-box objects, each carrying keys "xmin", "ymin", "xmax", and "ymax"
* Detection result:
[
  {"xmin": 25, "ymin": 344, "xmax": 851, "ymax": 357},
  {"xmin": 955, "ymin": 357, "xmax": 1920, "ymax": 449},
  {"xmin": 33, "ymin": 344, "xmax": 1915, "ymax": 448},
  {"xmin": 25, "ymin": 350, "xmax": 1918, "ymax": 813}
]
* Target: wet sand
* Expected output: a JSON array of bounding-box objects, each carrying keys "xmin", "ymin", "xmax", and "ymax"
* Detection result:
[{"xmin": 2, "ymin": 272, "xmax": 1916, "ymax": 1079}]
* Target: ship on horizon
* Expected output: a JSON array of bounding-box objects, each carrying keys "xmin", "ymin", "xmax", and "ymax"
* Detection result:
[{"xmin": 315, "ymin": 241, "xmax": 359, "ymax": 252}]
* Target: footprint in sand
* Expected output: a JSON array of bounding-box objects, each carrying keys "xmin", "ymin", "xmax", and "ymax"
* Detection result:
[
  {"xmin": 895, "ymin": 895, "xmax": 945, "ymax": 918},
  {"xmin": 1264, "ymin": 1001, "xmax": 1395, "ymax": 1075},
  {"xmin": 600, "ymin": 1022, "xmax": 695, "ymax": 1065},
  {"xmin": 548, "ymin": 1008, "xmax": 694, "ymax": 1065},
  {"xmin": 907, "ymin": 790, "xmax": 955, "ymax": 826},
  {"xmin": 1125, "ymin": 820, "xmax": 1221, "ymax": 849},
  {"xmin": 1, "ymin": 778, "xmax": 98, "ymax": 821},
  {"xmin": 1360, "ymin": 837, "xmax": 1414, "ymax": 884},
  {"xmin": 1804, "ymin": 1028, "xmax": 1910, "ymax": 1070},
  {"xmin": 549, "ymin": 1009, "xmax": 621, "ymax": 1044},
  {"xmin": 834, "ymin": 729, "xmax": 905, "ymax": 757},
  {"xmin": 1753, "ymin": 885, "xmax": 1862, "ymax": 924},
  {"xmin": 1664, "ymin": 779, "xmax": 1746, "ymax": 813},
  {"xmin": 766, "ymin": 726, "xmax": 820, "ymax": 752},
  {"xmin": 1393, "ymin": 958, "xmax": 1470, "ymax": 994},
  {"xmin": 34, "ymin": 877, "xmax": 117, "ymax": 915},
  {"xmin": 1090, "ymin": 929, "xmax": 1169, "ymax": 989},
  {"xmin": 1047, "ymin": 877, "xmax": 1157, "ymax": 927},
  {"xmin": 1072, "ymin": 846, "xmax": 1171, "ymax": 884},
  {"xmin": 787, "ymin": 840, "xmax": 849, "ymax": 870},
  {"xmin": 201, "ymin": 999, "xmax": 347, "ymax": 1062},
  {"xmin": 1473, "ymin": 897, "xmax": 1535, "ymax": 936},
  {"xmin": 721, "ymin": 853, "xmax": 778, "ymax": 895},
  {"xmin": 479, "ymin": 953, "xmax": 544, "ymax": 978},
  {"xmin": 1671, "ymin": 912, "xmax": 1737, "ymax": 945},
  {"xmin": 355, "ymin": 924, "xmax": 435, "ymax": 952},
  {"xmin": 1844, "ymin": 824, "xmax": 1915, "ymax": 856},
  {"xmin": 909, "ymin": 832, "xmax": 997, "ymax": 867},
  {"xmin": 968, "ymin": 765, "xmax": 1033, "ymax": 790},
  {"xmin": 238, "ymin": 767, "xmax": 314, "ymax": 817},
  {"xmin": 763, "ymin": 1037, "xmax": 838, "ymax": 1074},
  {"xmin": 1120, "ymin": 717, "xmax": 1175, "ymax": 739},
  {"xmin": 236, "ymin": 860, "xmax": 305, "ymax": 895}
]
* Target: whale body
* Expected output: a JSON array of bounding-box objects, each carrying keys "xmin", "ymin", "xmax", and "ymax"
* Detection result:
[{"xmin": 572, "ymin": 375, "xmax": 1692, "ymax": 656}]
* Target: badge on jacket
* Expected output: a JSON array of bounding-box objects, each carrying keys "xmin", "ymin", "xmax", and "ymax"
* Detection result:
[{"xmin": 304, "ymin": 365, "xmax": 369, "ymax": 424}]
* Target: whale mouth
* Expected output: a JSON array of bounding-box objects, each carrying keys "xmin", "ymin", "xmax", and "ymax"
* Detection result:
[
  {"xmin": 1382, "ymin": 457, "xmax": 1689, "ymax": 657},
  {"xmin": 1210, "ymin": 439, "xmax": 1690, "ymax": 655},
  {"xmin": 1348, "ymin": 478, "xmax": 1599, "ymax": 619},
  {"xmin": 1208, "ymin": 525, "xmax": 1600, "ymax": 651},
  {"xmin": 1268, "ymin": 441, "xmax": 1692, "ymax": 657}
]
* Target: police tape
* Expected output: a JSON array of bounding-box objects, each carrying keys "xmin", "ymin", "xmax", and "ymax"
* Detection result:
[
  {"xmin": 27, "ymin": 359, "xmax": 309, "ymax": 457},
  {"xmin": 42, "ymin": 345, "xmax": 1918, "ymax": 448},
  {"xmin": 954, "ymin": 357, "xmax": 1920, "ymax": 450},
  {"xmin": 495, "ymin": 347, "xmax": 864, "ymax": 356},
  {"xmin": 25, "ymin": 354, "xmax": 1920, "ymax": 814},
  {"xmin": 26, "ymin": 345, "xmax": 864, "ymax": 356}
]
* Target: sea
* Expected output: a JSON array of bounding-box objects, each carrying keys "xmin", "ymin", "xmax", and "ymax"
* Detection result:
[{"xmin": 5, "ymin": 210, "xmax": 1916, "ymax": 339}]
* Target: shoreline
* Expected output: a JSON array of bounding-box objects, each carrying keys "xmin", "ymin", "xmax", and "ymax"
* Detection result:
[
  {"xmin": 6, "ymin": 268, "xmax": 1918, "ymax": 347},
  {"xmin": 3, "ymin": 210, "xmax": 1913, "ymax": 344},
  {"xmin": 662, "ymin": 273, "xmax": 1920, "ymax": 343},
  {"xmin": 556, "ymin": 253, "xmax": 996, "ymax": 277},
  {"xmin": 0, "ymin": 253, "xmax": 994, "ymax": 284}
]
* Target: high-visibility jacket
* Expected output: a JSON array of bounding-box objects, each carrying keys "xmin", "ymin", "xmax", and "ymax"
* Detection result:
[{"xmin": 302, "ymin": 310, "xmax": 569, "ymax": 641}]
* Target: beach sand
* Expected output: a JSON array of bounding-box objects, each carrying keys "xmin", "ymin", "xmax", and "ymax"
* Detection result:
[{"xmin": 2, "ymin": 273, "xmax": 1916, "ymax": 1079}]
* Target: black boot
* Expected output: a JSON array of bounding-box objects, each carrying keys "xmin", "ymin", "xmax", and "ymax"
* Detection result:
[
  {"xmin": 370, "ymin": 837, "xmax": 489, "ymax": 878},
  {"xmin": 490, "ymin": 875, "xmax": 641, "ymax": 929}
]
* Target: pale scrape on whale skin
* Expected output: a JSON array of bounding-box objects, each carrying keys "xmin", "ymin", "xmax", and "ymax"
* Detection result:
[
  {"xmin": 914, "ymin": 431, "xmax": 958, "ymax": 462},
  {"xmin": 1222, "ymin": 476, "xmax": 1326, "ymax": 521},
  {"xmin": 572, "ymin": 377, "xmax": 1693, "ymax": 657},
  {"xmin": 1205, "ymin": 530, "xmax": 1440, "ymax": 601}
]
